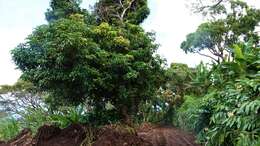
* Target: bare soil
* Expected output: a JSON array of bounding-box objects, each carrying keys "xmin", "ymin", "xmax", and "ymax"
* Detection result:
[
  {"xmin": 137, "ymin": 123, "xmax": 200, "ymax": 146},
  {"xmin": 0, "ymin": 123, "xmax": 200, "ymax": 146}
]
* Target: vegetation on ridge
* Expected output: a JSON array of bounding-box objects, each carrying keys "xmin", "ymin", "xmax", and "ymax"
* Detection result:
[{"xmin": 0, "ymin": 0, "xmax": 259, "ymax": 146}]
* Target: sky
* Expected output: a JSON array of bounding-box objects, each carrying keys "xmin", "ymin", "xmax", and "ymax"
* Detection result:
[{"xmin": 0, "ymin": 0, "xmax": 260, "ymax": 85}]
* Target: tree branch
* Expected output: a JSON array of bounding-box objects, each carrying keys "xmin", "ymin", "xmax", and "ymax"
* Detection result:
[
  {"xmin": 118, "ymin": 0, "xmax": 124, "ymax": 8},
  {"xmin": 195, "ymin": 51, "xmax": 219, "ymax": 62},
  {"xmin": 196, "ymin": 0, "xmax": 225, "ymax": 13},
  {"xmin": 120, "ymin": 0, "xmax": 135, "ymax": 22}
]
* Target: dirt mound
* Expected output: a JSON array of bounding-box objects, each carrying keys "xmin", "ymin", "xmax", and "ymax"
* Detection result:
[
  {"xmin": 33, "ymin": 124, "xmax": 86, "ymax": 146},
  {"xmin": 93, "ymin": 124, "xmax": 152, "ymax": 146},
  {"xmin": 92, "ymin": 123, "xmax": 200, "ymax": 146},
  {"xmin": 0, "ymin": 124, "xmax": 87, "ymax": 146},
  {"xmin": 137, "ymin": 124, "xmax": 200, "ymax": 146},
  {"xmin": 0, "ymin": 141, "xmax": 6, "ymax": 146},
  {"xmin": 1, "ymin": 123, "xmax": 200, "ymax": 146}
]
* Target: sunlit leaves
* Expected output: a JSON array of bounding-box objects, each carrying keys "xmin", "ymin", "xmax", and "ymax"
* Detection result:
[{"xmin": 11, "ymin": 13, "xmax": 164, "ymax": 121}]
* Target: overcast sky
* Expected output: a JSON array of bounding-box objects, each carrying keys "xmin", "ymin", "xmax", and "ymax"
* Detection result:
[{"xmin": 0, "ymin": 0, "xmax": 259, "ymax": 85}]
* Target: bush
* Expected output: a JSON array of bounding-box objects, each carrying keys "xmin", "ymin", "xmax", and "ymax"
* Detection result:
[
  {"xmin": 0, "ymin": 104, "xmax": 90, "ymax": 141},
  {"xmin": 193, "ymin": 44, "xmax": 260, "ymax": 146},
  {"xmin": 175, "ymin": 95, "xmax": 202, "ymax": 132},
  {"xmin": 0, "ymin": 118, "xmax": 21, "ymax": 141}
]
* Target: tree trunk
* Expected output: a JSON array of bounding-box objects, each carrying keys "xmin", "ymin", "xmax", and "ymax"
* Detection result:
[{"xmin": 121, "ymin": 105, "xmax": 133, "ymax": 126}]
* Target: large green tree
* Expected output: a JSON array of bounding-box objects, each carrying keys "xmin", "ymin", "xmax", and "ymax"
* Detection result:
[
  {"xmin": 11, "ymin": 0, "xmax": 164, "ymax": 123},
  {"xmin": 181, "ymin": 0, "xmax": 260, "ymax": 63}
]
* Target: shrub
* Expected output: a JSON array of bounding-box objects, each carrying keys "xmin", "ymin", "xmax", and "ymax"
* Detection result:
[{"xmin": 0, "ymin": 118, "xmax": 21, "ymax": 141}]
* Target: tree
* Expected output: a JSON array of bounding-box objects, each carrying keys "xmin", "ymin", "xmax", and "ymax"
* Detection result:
[
  {"xmin": 181, "ymin": 0, "xmax": 260, "ymax": 63},
  {"xmin": 165, "ymin": 63, "xmax": 194, "ymax": 97},
  {"xmin": 11, "ymin": 0, "xmax": 164, "ymax": 123},
  {"xmin": 94, "ymin": 0, "xmax": 150, "ymax": 25},
  {"xmin": 0, "ymin": 80, "xmax": 44, "ymax": 116}
]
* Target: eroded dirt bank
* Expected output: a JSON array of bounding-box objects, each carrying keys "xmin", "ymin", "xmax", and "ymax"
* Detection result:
[{"xmin": 0, "ymin": 123, "xmax": 200, "ymax": 146}]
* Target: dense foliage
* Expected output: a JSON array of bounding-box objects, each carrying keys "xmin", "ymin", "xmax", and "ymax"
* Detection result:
[
  {"xmin": 195, "ymin": 43, "xmax": 260, "ymax": 146},
  {"xmin": 1, "ymin": 0, "xmax": 260, "ymax": 145},
  {"xmin": 11, "ymin": 0, "xmax": 164, "ymax": 123},
  {"xmin": 176, "ymin": 1, "xmax": 260, "ymax": 146}
]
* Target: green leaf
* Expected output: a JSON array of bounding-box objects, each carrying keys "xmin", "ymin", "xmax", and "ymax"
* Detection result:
[{"xmin": 233, "ymin": 45, "xmax": 245, "ymax": 60}]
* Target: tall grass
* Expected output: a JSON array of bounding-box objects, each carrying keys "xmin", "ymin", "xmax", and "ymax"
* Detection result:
[
  {"xmin": 0, "ymin": 118, "xmax": 21, "ymax": 141},
  {"xmin": 0, "ymin": 104, "xmax": 88, "ymax": 141}
]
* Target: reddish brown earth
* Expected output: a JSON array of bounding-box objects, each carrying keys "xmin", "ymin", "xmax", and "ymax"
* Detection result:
[
  {"xmin": 138, "ymin": 123, "xmax": 200, "ymax": 146},
  {"xmin": 93, "ymin": 124, "xmax": 152, "ymax": 146},
  {"xmin": 0, "ymin": 123, "xmax": 200, "ymax": 146},
  {"xmin": 33, "ymin": 124, "xmax": 86, "ymax": 146}
]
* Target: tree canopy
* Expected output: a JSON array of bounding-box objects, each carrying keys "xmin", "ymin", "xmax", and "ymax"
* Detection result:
[
  {"xmin": 11, "ymin": 0, "xmax": 164, "ymax": 123},
  {"xmin": 181, "ymin": 0, "xmax": 260, "ymax": 63},
  {"xmin": 1, "ymin": 0, "xmax": 260, "ymax": 145}
]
